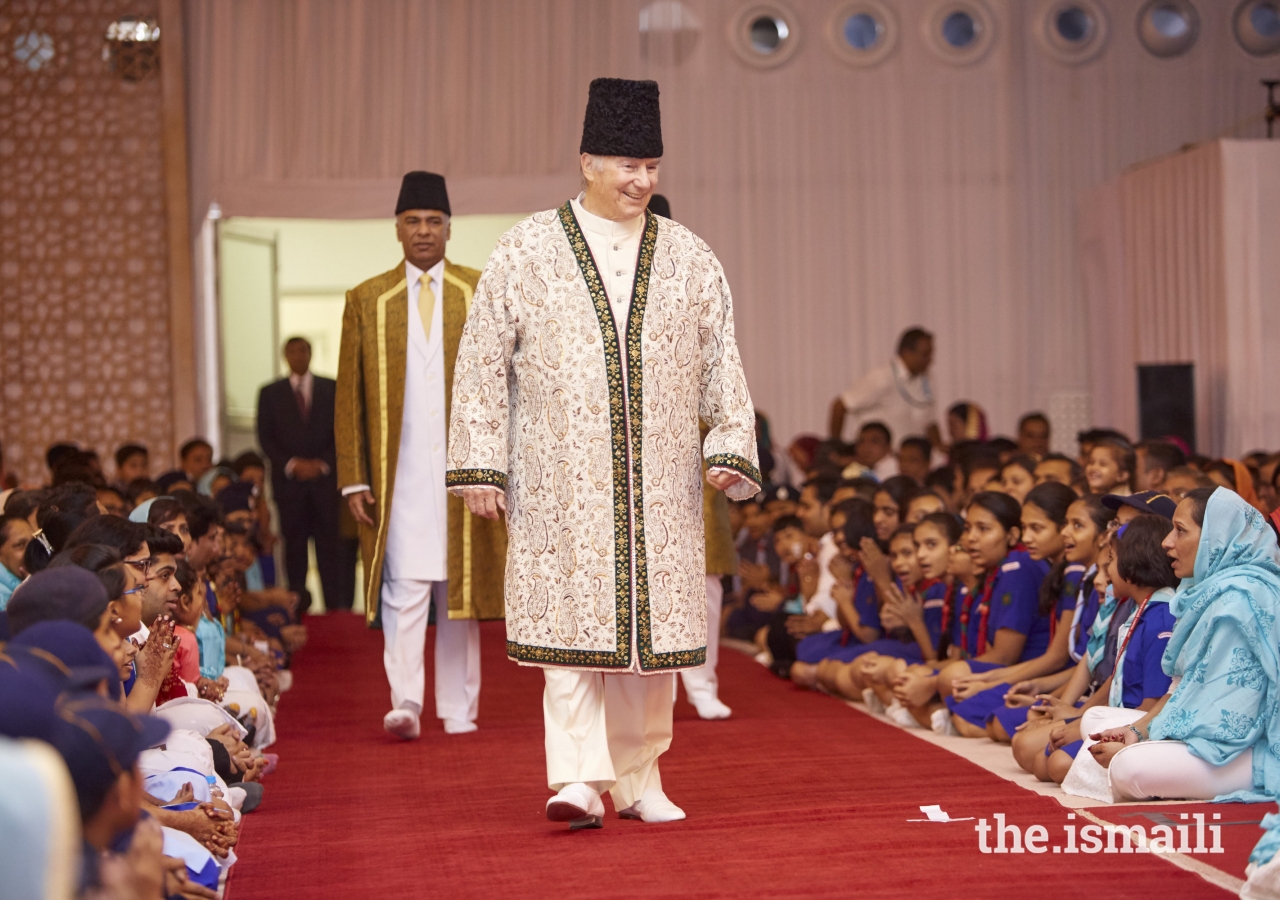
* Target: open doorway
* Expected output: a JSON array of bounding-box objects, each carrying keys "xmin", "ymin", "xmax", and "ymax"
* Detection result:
[{"xmin": 215, "ymin": 214, "xmax": 526, "ymax": 611}]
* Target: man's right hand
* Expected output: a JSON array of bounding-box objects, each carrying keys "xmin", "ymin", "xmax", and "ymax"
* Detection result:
[
  {"xmin": 348, "ymin": 490, "xmax": 376, "ymax": 526},
  {"xmin": 460, "ymin": 487, "xmax": 506, "ymax": 520}
]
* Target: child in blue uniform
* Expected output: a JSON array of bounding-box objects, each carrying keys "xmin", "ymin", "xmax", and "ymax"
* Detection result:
[
  {"xmin": 1045, "ymin": 514, "xmax": 1180, "ymax": 784},
  {"xmin": 789, "ymin": 500, "xmax": 882, "ymax": 685},
  {"xmin": 817, "ymin": 524, "xmax": 952, "ymax": 699},
  {"xmin": 993, "ymin": 493, "xmax": 1113, "ymax": 744},
  {"xmin": 945, "ymin": 483, "xmax": 1082, "ymax": 738},
  {"xmin": 931, "ymin": 492, "xmax": 1050, "ymax": 735}
]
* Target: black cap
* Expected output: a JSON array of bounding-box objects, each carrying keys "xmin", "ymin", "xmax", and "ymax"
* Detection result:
[
  {"xmin": 1102, "ymin": 490, "xmax": 1178, "ymax": 521},
  {"xmin": 395, "ymin": 171, "xmax": 451, "ymax": 217},
  {"xmin": 579, "ymin": 78, "xmax": 663, "ymax": 159},
  {"xmin": 54, "ymin": 695, "xmax": 170, "ymax": 822},
  {"xmin": 647, "ymin": 194, "xmax": 671, "ymax": 219}
]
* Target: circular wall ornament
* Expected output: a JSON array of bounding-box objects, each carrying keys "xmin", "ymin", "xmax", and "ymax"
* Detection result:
[
  {"xmin": 825, "ymin": 1, "xmax": 899, "ymax": 68},
  {"xmin": 729, "ymin": 3, "xmax": 801, "ymax": 69},
  {"xmin": 1233, "ymin": 0, "xmax": 1280, "ymax": 56},
  {"xmin": 1035, "ymin": 0, "xmax": 1109, "ymax": 65},
  {"xmin": 923, "ymin": 1, "xmax": 996, "ymax": 66},
  {"xmin": 1136, "ymin": 0, "xmax": 1200, "ymax": 58}
]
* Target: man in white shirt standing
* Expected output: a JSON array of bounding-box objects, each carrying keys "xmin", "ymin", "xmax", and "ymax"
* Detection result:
[
  {"xmin": 335, "ymin": 172, "xmax": 507, "ymax": 740},
  {"xmin": 829, "ymin": 328, "xmax": 939, "ymax": 450}
]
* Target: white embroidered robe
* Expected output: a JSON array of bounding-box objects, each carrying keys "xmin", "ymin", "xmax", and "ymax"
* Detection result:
[{"xmin": 446, "ymin": 203, "xmax": 760, "ymax": 672}]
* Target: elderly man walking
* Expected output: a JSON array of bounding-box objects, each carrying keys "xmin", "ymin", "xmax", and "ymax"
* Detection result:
[{"xmin": 449, "ymin": 78, "xmax": 760, "ymax": 829}]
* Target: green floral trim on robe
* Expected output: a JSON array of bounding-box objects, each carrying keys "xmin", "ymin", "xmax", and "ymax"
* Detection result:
[{"xmin": 500, "ymin": 202, "xmax": 647, "ymax": 669}]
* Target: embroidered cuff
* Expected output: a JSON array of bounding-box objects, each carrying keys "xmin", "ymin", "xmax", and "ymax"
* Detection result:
[
  {"xmin": 705, "ymin": 453, "xmax": 762, "ymax": 488},
  {"xmin": 445, "ymin": 468, "xmax": 508, "ymax": 491}
]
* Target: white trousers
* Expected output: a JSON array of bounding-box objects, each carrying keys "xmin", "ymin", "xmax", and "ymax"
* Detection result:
[
  {"xmin": 679, "ymin": 576, "xmax": 724, "ymax": 705},
  {"xmin": 543, "ymin": 668, "xmax": 674, "ymax": 811},
  {"xmin": 1110, "ymin": 739, "xmax": 1255, "ymax": 801},
  {"xmin": 380, "ymin": 578, "xmax": 480, "ymax": 723}
]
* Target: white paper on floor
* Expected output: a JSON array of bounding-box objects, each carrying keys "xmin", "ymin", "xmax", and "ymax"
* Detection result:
[{"xmin": 907, "ymin": 804, "xmax": 974, "ymax": 823}]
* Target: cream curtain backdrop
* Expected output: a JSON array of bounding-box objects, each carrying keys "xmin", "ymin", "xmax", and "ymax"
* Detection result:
[
  {"xmin": 1080, "ymin": 140, "xmax": 1280, "ymax": 458},
  {"xmin": 185, "ymin": 0, "xmax": 1275, "ymax": 452}
]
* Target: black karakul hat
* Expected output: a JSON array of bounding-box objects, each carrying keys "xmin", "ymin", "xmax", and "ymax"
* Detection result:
[
  {"xmin": 647, "ymin": 194, "xmax": 671, "ymax": 219},
  {"xmin": 580, "ymin": 78, "xmax": 663, "ymax": 159},
  {"xmin": 396, "ymin": 171, "xmax": 451, "ymax": 216}
]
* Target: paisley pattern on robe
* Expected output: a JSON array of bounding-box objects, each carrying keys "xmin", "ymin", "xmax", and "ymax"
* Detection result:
[{"xmin": 448, "ymin": 204, "xmax": 760, "ymax": 672}]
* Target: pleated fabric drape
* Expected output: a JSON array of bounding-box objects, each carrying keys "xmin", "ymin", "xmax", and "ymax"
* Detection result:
[
  {"xmin": 1079, "ymin": 140, "xmax": 1280, "ymax": 456},
  {"xmin": 185, "ymin": 0, "xmax": 1275, "ymax": 449}
]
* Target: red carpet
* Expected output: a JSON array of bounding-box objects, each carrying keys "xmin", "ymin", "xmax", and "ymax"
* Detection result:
[{"xmin": 226, "ymin": 615, "xmax": 1244, "ymax": 898}]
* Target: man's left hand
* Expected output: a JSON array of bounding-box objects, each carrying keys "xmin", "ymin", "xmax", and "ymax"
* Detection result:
[{"xmin": 707, "ymin": 468, "xmax": 743, "ymax": 492}]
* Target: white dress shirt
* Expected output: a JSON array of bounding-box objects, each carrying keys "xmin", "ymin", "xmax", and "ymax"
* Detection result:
[
  {"xmin": 839, "ymin": 355, "xmax": 937, "ymax": 447},
  {"xmin": 569, "ymin": 193, "xmax": 644, "ymax": 353}
]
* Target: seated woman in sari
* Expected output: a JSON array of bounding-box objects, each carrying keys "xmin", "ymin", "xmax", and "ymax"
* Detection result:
[{"xmin": 1086, "ymin": 487, "xmax": 1280, "ymax": 892}]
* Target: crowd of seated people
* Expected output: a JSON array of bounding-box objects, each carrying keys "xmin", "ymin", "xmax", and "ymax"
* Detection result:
[
  {"xmin": 0, "ymin": 437, "xmax": 307, "ymax": 899},
  {"xmin": 729, "ymin": 410, "xmax": 1280, "ymax": 886}
]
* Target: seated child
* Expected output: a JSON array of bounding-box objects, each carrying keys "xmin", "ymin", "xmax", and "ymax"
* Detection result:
[
  {"xmin": 922, "ymin": 492, "xmax": 1051, "ymax": 734},
  {"xmin": 1049, "ymin": 514, "xmax": 1180, "ymax": 795},
  {"xmin": 944, "ymin": 483, "xmax": 1083, "ymax": 738},
  {"xmin": 787, "ymin": 500, "xmax": 882, "ymax": 686}
]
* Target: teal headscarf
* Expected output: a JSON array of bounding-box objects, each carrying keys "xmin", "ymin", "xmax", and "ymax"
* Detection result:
[{"xmin": 1144, "ymin": 488, "xmax": 1280, "ymax": 864}]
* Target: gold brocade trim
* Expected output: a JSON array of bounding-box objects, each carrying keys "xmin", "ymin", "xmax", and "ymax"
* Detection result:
[
  {"xmin": 555, "ymin": 202, "xmax": 635, "ymax": 669},
  {"xmin": 444, "ymin": 266, "xmax": 475, "ymax": 618},
  {"xmin": 623, "ymin": 212, "xmax": 699, "ymax": 671},
  {"xmin": 445, "ymin": 468, "xmax": 507, "ymax": 489},
  {"xmin": 704, "ymin": 453, "xmax": 763, "ymax": 488},
  {"xmin": 543, "ymin": 204, "xmax": 696, "ymax": 671},
  {"xmin": 368, "ymin": 276, "xmax": 407, "ymax": 626},
  {"xmin": 442, "ymin": 269, "xmax": 474, "ymax": 315}
]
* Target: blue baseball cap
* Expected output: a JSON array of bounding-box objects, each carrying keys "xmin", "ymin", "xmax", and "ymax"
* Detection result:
[
  {"xmin": 6, "ymin": 567, "xmax": 109, "ymax": 637},
  {"xmin": 0, "ymin": 663, "xmax": 61, "ymax": 742},
  {"xmin": 9, "ymin": 620, "xmax": 120, "ymax": 697},
  {"xmin": 53, "ymin": 695, "xmax": 170, "ymax": 821},
  {"xmin": 1102, "ymin": 490, "xmax": 1178, "ymax": 521}
]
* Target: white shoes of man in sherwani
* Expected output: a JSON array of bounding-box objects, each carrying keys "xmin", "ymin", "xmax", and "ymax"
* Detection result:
[
  {"xmin": 546, "ymin": 783, "xmax": 606, "ymax": 830},
  {"xmin": 383, "ymin": 708, "xmax": 420, "ymax": 740},
  {"xmin": 546, "ymin": 783, "xmax": 685, "ymax": 828},
  {"xmin": 618, "ymin": 788, "xmax": 686, "ymax": 823}
]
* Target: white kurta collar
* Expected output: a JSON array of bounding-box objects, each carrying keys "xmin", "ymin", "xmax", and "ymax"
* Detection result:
[{"xmin": 571, "ymin": 193, "xmax": 644, "ymax": 239}]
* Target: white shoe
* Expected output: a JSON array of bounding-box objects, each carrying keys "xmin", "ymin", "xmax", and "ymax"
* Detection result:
[
  {"xmin": 861, "ymin": 688, "xmax": 886, "ymax": 715},
  {"xmin": 443, "ymin": 718, "xmax": 478, "ymax": 734},
  {"xmin": 383, "ymin": 708, "xmax": 420, "ymax": 740},
  {"xmin": 546, "ymin": 783, "xmax": 605, "ymax": 830},
  {"xmin": 619, "ymin": 788, "xmax": 686, "ymax": 823},
  {"xmin": 1243, "ymin": 857, "xmax": 1280, "ymax": 900},
  {"xmin": 753, "ymin": 651, "xmax": 772, "ymax": 667},
  {"xmin": 276, "ymin": 670, "xmax": 293, "ymax": 693},
  {"xmin": 885, "ymin": 702, "xmax": 919, "ymax": 728},
  {"xmin": 691, "ymin": 697, "xmax": 732, "ymax": 720},
  {"xmin": 930, "ymin": 707, "xmax": 958, "ymax": 736}
]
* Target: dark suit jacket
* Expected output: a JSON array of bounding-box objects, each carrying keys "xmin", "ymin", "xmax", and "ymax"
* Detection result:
[{"xmin": 256, "ymin": 374, "xmax": 338, "ymax": 492}]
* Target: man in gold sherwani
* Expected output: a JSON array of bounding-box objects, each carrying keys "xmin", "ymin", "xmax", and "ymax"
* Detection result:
[
  {"xmin": 448, "ymin": 79, "xmax": 759, "ymax": 829},
  {"xmin": 336, "ymin": 171, "xmax": 505, "ymax": 740}
]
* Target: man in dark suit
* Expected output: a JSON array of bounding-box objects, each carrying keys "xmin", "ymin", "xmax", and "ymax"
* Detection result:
[{"xmin": 256, "ymin": 337, "xmax": 351, "ymax": 612}]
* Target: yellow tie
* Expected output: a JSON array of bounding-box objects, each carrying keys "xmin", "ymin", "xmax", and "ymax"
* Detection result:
[{"xmin": 418, "ymin": 272, "xmax": 435, "ymax": 343}]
